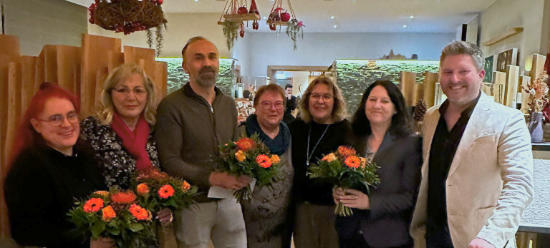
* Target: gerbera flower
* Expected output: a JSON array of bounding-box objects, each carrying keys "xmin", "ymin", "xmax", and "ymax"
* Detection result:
[
  {"xmin": 322, "ymin": 153, "xmax": 337, "ymax": 162},
  {"xmin": 256, "ymin": 154, "xmax": 272, "ymax": 168},
  {"xmin": 338, "ymin": 146, "xmax": 357, "ymax": 157},
  {"xmin": 101, "ymin": 205, "xmax": 116, "ymax": 222},
  {"xmin": 270, "ymin": 155, "xmax": 280, "ymax": 164},
  {"xmin": 129, "ymin": 204, "xmax": 149, "ymax": 221},
  {"xmin": 236, "ymin": 137, "xmax": 255, "ymax": 151},
  {"xmin": 344, "ymin": 156, "xmax": 361, "ymax": 169},
  {"xmin": 181, "ymin": 180, "xmax": 191, "ymax": 192},
  {"xmin": 111, "ymin": 191, "xmax": 137, "ymax": 204},
  {"xmin": 136, "ymin": 183, "xmax": 150, "ymax": 196},
  {"xmin": 235, "ymin": 150, "xmax": 246, "ymax": 162},
  {"xmin": 158, "ymin": 185, "xmax": 175, "ymax": 199},
  {"xmin": 83, "ymin": 198, "xmax": 103, "ymax": 213}
]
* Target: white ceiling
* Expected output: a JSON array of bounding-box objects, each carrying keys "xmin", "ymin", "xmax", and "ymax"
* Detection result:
[{"xmin": 68, "ymin": 0, "xmax": 497, "ymax": 33}]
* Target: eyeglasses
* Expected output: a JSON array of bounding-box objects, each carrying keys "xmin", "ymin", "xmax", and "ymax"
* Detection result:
[
  {"xmin": 311, "ymin": 93, "xmax": 333, "ymax": 101},
  {"xmin": 260, "ymin": 101, "xmax": 284, "ymax": 110},
  {"xmin": 112, "ymin": 87, "xmax": 147, "ymax": 96},
  {"xmin": 37, "ymin": 111, "xmax": 79, "ymax": 126}
]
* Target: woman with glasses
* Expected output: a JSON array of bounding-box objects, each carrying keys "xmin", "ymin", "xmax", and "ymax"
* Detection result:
[
  {"xmin": 289, "ymin": 76, "xmax": 351, "ymax": 248},
  {"xmin": 239, "ymin": 84, "xmax": 294, "ymax": 248},
  {"xmin": 79, "ymin": 64, "xmax": 172, "ymax": 245},
  {"xmin": 80, "ymin": 64, "xmax": 160, "ymax": 189},
  {"xmin": 4, "ymin": 83, "xmax": 107, "ymax": 247}
]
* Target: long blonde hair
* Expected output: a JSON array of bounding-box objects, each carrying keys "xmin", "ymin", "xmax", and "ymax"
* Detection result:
[
  {"xmin": 97, "ymin": 64, "xmax": 157, "ymax": 125},
  {"xmin": 299, "ymin": 76, "xmax": 347, "ymax": 123}
]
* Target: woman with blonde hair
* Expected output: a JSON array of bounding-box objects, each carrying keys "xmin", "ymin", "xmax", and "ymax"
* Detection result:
[
  {"xmin": 289, "ymin": 76, "xmax": 351, "ymax": 248},
  {"xmin": 81, "ymin": 63, "xmax": 159, "ymax": 188},
  {"xmin": 80, "ymin": 64, "xmax": 172, "ymax": 230}
]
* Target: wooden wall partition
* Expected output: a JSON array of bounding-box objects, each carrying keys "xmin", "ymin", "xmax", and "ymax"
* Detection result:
[
  {"xmin": 400, "ymin": 71, "xmax": 417, "ymax": 106},
  {"xmin": 423, "ymin": 72, "xmax": 439, "ymax": 108},
  {"xmin": 0, "ymin": 34, "xmax": 167, "ymax": 238}
]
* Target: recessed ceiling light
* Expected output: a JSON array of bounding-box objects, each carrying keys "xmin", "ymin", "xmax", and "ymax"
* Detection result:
[
  {"xmin": 333, "ymin": 24, "xmax": 339, "ymax": 29},
  {"xmin": 330, "ymin": 16, "xmax": 335, "ymax": 20},
  {"xmin": 409, "ymin": 15, "xmax": 414, "ymax": 19},
  {"xmin": 194, "ymin": 0, "xmax": 198, "ymax": 2},
  {"xmin": 402, "ymin": 24, "xmax": 408, "ymax": 28}
]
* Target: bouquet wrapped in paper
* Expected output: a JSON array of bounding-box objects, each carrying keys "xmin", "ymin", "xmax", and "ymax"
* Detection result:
[
  {"xmin": 132, "ymin": 168, "xmax": 198, "ymax": 212},
  {"xmin": 217, "ymin": 134, "xmax": 280, "ymax": 202},
  {"xmin": 308, "ymin": 146, "xmax": 380, "ymax": 216},
  {"xmin": 68, "ymin": 190, "xmax": 156, "ymax": 247}
]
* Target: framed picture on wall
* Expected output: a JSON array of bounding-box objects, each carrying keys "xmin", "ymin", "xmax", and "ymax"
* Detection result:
[
  {"xmin": 483, "ymin": 55, "xmax": 496, "ymax": 83},
  {"xmin": 496, "ymin": 48, "xmax": 518, "ymax": 72}
]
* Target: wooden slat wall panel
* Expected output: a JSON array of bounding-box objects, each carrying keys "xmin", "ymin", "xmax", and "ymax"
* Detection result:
[
  {"xmin": 94, "ymin": 68, "xmax": 109, "ymax": 111},
  {"xmin": 423, "ymin": 72, "xmax": 439, "ymax": 108},
  {"xmin": 20, "ymin": 56, "xmax": 39, "ymax": 114},
  {"xmin": 0, "ymin": 34, "xmax": 167, "ymax": 239},
  {"xmin": 56, "ymin": 46, "xmax": 81, "ymax": 94},
  {"xmin": 0, "ymin": 35, "xmax": 20, "ymax": 239},
  {"xmin": 40, "ymin": 45, "xmax": 58, "ymax": 84},
  {"xmin": 81, "ymin": 34, "xmax": 122, "ymax": 117},
  {"xmin": 400, "ymin": 71, "xmax": 416, "ymax": 106},
  {"xmin": 154, "ymin": 61, "xmax": 168, "ymax": 105}
]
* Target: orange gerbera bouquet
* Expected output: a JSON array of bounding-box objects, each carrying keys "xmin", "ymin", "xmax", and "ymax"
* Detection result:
[
  {"xmin": 68, "ymin": 189, "xmax": 156, "ymax": 247},
  {"xmin": 308, "ymin": 146, "xmax": 380, "ymax": 216},
  {"xmin": 131, "ymin": 168, "xmax": 198, "ymax": 212},
  {"xmin": 217, "ymin": 134, "xmax": 280, "ymax": 202}
]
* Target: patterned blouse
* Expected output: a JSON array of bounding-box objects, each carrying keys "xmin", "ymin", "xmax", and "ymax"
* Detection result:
[{"xmin": 80, "ymin": 116, "xmax": 160, "ymax": 188}]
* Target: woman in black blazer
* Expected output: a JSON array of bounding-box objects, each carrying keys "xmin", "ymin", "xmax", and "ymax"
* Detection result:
[{"xmin": 333, "ymin": 80, "xmax": 422, "ymax": 248}]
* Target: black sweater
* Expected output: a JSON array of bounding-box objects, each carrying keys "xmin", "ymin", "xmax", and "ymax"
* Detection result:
[
  {"xmin": 4, "ymin": 144, "xmax": 105, "ymax": 248},
  {"xmin": 289, "ymin": 118, "xmax": 351, "ymax": 205}
]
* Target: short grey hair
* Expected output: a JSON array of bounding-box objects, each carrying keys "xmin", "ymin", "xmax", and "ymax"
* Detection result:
[{"xmin": 440, "ymin": 41, "xmax": 484, "ymax": 71}]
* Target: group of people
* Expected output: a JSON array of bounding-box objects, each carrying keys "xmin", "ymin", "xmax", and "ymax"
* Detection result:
[{"xmin": 3, "ymin": 36, "xmax": 533, "ymax": 248}]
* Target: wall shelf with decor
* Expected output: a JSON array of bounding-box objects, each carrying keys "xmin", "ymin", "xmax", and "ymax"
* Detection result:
[{"xmin": 482, "ymin": 27, "xmax": 523, "ymax": 46}]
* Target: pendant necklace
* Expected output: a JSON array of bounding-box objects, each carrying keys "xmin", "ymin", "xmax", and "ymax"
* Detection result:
[{"xmin": 306, "ymin": 123, "xmax": 331, "ymax": 166}]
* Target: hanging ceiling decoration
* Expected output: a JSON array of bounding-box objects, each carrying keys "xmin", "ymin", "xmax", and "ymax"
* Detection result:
[
  {"xmin": 267, "ymin": 0, "xmax": 304, "ymax": 50},
  {"xmin": 88, "ymin": 0, "xmax": 167, "ymax": 55},
  {"xmin": 218, "ymin": 0, "xmax": 260, "ymax": 49}
]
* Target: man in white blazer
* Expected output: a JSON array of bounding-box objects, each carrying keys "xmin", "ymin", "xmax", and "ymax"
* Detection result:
[{"xmin": 410, "ymin": 41, "xmax": 534, "ymax": 248}]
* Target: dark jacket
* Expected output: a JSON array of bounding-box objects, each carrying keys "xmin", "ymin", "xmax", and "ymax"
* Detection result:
[
  {"xmin": 155, "ymin": 83, "xmax": 238, "ymax": 201},
  {"xmin": 337, "ymin": 133, "xmax": 421, "ymax": 248},
  {"xmin": 4, "ymin": 144, "xmax": 105, "ymax": 248}
]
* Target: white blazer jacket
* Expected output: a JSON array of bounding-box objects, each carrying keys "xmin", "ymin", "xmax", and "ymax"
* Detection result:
[{"xmin": 410, "ymin": 93, "xmax": 534, "ymax": 248}]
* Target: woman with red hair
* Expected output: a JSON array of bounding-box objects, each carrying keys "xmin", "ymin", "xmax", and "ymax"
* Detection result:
[{"xmin": 4, "ymin": 83, "xmax": 107, "ymax": 248}]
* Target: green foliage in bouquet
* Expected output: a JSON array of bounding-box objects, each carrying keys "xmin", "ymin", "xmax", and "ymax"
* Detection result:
[
  {"xmin": 308, "ymin": 145, "xmax": 380, "ymax": 216},
  {"xmin": 217, "ymin": 134, "xmax": 280, "ymax": 202},
  {"xmin": 131, "ymin": 168, "xmax": 199, "ymax": 212},
  {"xmin": 68, "ymin": 189, "xmax": 156, "ymax": 248}
]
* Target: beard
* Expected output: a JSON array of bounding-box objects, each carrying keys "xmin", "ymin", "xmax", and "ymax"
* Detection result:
[{"xmin": 196, "ymin": 66, "xmax": 218, "ymax": 87}]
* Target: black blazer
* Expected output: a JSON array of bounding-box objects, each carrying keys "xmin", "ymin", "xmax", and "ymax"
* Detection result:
[{"xmin": 337, "ymin": 133, "xmax": 422, "ymax": 248}]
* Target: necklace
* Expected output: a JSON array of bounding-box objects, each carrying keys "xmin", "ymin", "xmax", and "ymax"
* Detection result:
[{"xmin": 306, "ymin": 124, "xmax": 331, "ymax": 166}]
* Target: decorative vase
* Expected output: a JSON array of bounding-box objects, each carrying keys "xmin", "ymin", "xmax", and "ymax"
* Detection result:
[{"xmin": 529, "ymin": 111, "xmax": 544, "ymax": 143}]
